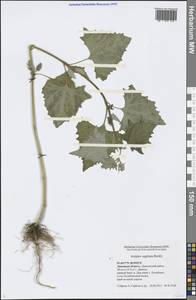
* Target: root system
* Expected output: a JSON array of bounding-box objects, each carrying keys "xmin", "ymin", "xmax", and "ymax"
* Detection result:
[{"xmin": 22, "ymin": 222, "xmax": 57, "ymax": 288}]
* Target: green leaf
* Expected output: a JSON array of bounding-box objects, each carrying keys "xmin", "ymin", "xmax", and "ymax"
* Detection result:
[
  {"xmin": 121, "ymin": 85, "xmax": 165, "ymax": 154},
  {"xmin": 121, "ymin": 85, "xmax": 165, "ymax": 131},
  {"xmin": 83, "ymin": 159, "xmax": 95, "ymax": 171},
  {"xmin": 80, "ymin": 29, "xmax": 131, "ymax": 80},
  {"xmin": 123, "ymin": 121, "xmax": 156, "ymax": 154},
  {"xmin": 111, "ymin": 113, "xmax": 121, "ymax": 123},
  {"xmin": 70, "ymin": 121, "xmax": 124, "ymax": 171},
  {"xmin": 67, "ymin": 67, "xmax": 75, "ymax": 78},
  {"xmin": 71, "ymin": 66, "xmax": 89, "ymax": 79},
  {"xmin": 94, "ymin": 67, "xmax": 115, "ymax": 80},
  {"xmin": 108, "ymin": 113, "xmax": 120, "ymax": 127},
  {"xmin": 81, "ymin": 29, "xmax": 131, "ymax": 64},
  {"xmin": 36, "ymin": 63, "xmax": 42, "ymax": 71},
  {"xmin": 27, "ymin": 60, "xmax": 35, "ymax": 72},
  {"xmin": 42, "ymin": 73, "xmax": 91, "ymax": 128}
]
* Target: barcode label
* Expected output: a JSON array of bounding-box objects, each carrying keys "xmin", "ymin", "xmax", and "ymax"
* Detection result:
[{"xmin": 155, "ymin": 8, "xmax": 177, "ymax": 22}]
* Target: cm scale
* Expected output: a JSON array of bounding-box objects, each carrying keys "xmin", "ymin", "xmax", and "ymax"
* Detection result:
[
  {"xmin": 187, "ymin": 87, "xmax": 196, "ymax": 235},
  {"xmin": 187, "ymin": 86, "xmax": 196, "ymax": 298},
  {"xmin": 186, "ymin": 2, "xmax": 196, "ymax": 297},
  {"xmin": 187, "ymin": 87, "xmax": 196, "ymax": 219}
]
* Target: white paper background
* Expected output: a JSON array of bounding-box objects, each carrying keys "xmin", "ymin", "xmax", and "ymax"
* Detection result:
[{"xmin": 1, "ymin": 1, "xmax": 186, "ymax": 298}]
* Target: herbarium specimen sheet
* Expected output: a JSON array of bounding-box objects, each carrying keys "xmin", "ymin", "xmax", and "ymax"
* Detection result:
[{"xmin": 2, "ymin": 1, "xmax": 186, "ymax": 299}]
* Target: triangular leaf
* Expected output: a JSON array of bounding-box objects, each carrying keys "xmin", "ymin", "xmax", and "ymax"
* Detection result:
[
  {"xmin": 70, "ymin": 121, "xmax": 124, "ymax": 171},
  {"xmin": 94, "ymin": 67, "xmax": 115, "ymax": 80},
  {"xmin": 80, "ymin": 29, "xmax": 131, "ymax": 80},
  {"xmin": 71, "ymin": 66, "xmax": 89, "ymax": 79},
  {"xmin": 123, "ymin": 121, "xmax": 156, "ymax": 154},
  {"xmin": 121, "ymin": 85, "xmax": 165, "ymax": 131},
  {"xmin": 42, "ymin": 73, "xmax": 91, "ymax": 128},
  {"xmin": 121, "ymin": 85, "xmax": 165, "ymax": 154}
]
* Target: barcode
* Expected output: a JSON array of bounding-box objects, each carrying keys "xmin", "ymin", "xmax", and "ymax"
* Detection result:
[{"xmin": 155, "ymin": 8, "xmax": 177, "ymax": 22}]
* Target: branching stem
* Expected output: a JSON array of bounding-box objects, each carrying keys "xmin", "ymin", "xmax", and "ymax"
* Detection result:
[
  {"xmin": 35, "ymin": 73, "xmax": 52, "ymax": 80},
  {"xmin": 70, "ymin": 58, "xmax": 89, "ymax": 65},
  {"xmin": 30, "ymin": 44, "xmax": 116, "ymax": 135},
  {"xmin": 78, "ymin": 74, "xmax": 116, "ymax": 134},
  {"xmin": 113, "ymin": 105, "xmax": 123, "ymax": 110},
  {"xmin": 28, "ymin": 43, "xmax": 119, "ymax": 224},
  {"xmin": 103, "ymin": 109, "xmax": 108, "ymax": 126}
]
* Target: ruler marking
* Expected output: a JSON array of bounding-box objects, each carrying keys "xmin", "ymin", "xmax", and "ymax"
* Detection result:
[{"xmin": 187, "ymin": 87, "xmax": 196, "ymax": 190}]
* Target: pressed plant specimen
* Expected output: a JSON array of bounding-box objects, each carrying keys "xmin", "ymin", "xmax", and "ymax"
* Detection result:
[{"xmin": 23, "ymin": 28, "xmax": 165, "ymax": 288}]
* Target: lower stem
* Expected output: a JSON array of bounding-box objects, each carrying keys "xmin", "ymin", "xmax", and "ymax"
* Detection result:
[{"xmin": 29, "ymin": 46, "xmax": 47, "ymax": 224}]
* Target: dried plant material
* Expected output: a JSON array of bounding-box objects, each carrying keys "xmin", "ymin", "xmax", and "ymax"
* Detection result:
[
  {"xmin": 23, "ymin": 29, "xmax": 165, "ymax": 288},
  {"xmin": 22, "ymin": 223, "xmax": 57, "ymax": 288}
]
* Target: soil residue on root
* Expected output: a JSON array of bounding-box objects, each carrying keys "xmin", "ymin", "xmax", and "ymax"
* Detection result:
[{"xmin": 22, "ymin": 222, "xmax": 57, "ymax": 288}]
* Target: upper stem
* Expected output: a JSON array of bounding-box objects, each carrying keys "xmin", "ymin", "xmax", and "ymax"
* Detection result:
[
  {"xmin": 30, "ymin": 44, "xmax": 70, "ymax": 67},
  {"xmin": 70, "ymin": 58, "xmax": 89, "ymax": 65},
  {"xmin": 78, "ymin": 74, "xmax": 116, "ymax": 133},
  {"xmin": 30, "ymin": 44, "xmax": 116, "ymax": 135},
  {"xmin": 36, "ymin": 73, "xmax": 52, "ymax": 79}
]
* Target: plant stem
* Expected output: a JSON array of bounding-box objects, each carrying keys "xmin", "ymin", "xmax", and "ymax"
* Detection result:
[
  {"xmin": 35, "ymin": 73, "xmax": 52, "ymax": 80},
  {"xmin": 79, "ymin": 74, "xmax": 116, "ymax": 133},
  {"xmin": 30, "ymin": 45, "xmax": 69, "ymax": 67},
  {"xmin": 70, "ymin": 58, "xmax": 89, "ymax": 65},
  {"xmin": 113, "ymin": 105, "xmax": 123, "ymax": 110},
  {"xmin": 28, "ymin": 46, "xmax": 47, "ymax": 224},
  {"xmin": 103, "ymin": 109, "xmax": 108, "ymax": 126},
  {"xmin": 30, "ymin": 44, "xmax": 116, "ymax": 135}
]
